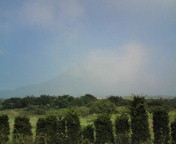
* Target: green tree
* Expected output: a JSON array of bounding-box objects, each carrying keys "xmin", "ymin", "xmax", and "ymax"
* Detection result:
[
  {"xmin": 53, "ymin": 95, "xmax": 75, "ymax": 108},
  {"xmin": 153, "ymin": 107, "xmax": 170, "ymax": 144},
  {"xmin": 23, "ymin": 96, "xmax": 39, "ymax": 105},
  {"xmin": 82, "ymin": 124, "xmax": 94, "ymax": 143},
  {"xmin": 35, "ymin": 118, "xmax": 47, "ymax": 144},
  {"xmin": 80, "ymin": 94, "xmax": 97, "ymax": 106},
  {"xmin": 107, "ymin": 96, "xmax": 128, "ymax": 106},
  {"xmin": 94, "ymin": 113, "xmax": 114, "ymax": 144},
  {"xmin": 13, "ymin": 116, "xmax": 32, "ymax": 144},
  {"xmin": 130, "ymin": 95, "xmax": 150, "ymax": 144},
  {"xmin": 89, "ymin": 100, "xmax": 116, "ymax": 114},
  {"xmin": 45, "ymin": 115, "xmax": 58, "ymax": 144},
  {"xmin": 171, "ymin": 119, "xmax": 176, "ymax": 144},
  {"xmin": 56, "ymin": 115, "xmax": 66, "ymax": 144},
  {"xmin": 115, "ymin": 114, "xmax": 130, "ymax": 144},
  {"xmin": 0, "ymin": 114, "xmax": 10, "ymax": 144},
  {"xmin": 65, "ymin": 110, "xmax": 81, "ymax": 144},
  {"xmin": 2, "ymin": 98, "xmax": 27, "ymax": 109},
  {"xmin": 146, "ymin": 98, "xmax": 172, "ymax": 112},
  {"xmin": 0, "ymin": 99, "xmax": 4, "ymax": 110},
  {"xmin": 38, "ymin": 95, "xmax": 55, "ymax": 105},
  {"xmin": 36, "ymin": 116, "xmax": 58, "ymax": 144}
]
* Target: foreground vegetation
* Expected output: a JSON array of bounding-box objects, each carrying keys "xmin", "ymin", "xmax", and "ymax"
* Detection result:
[{"xmin": 0, "ymin": 94, "xmax": 176, "ymax": 144}]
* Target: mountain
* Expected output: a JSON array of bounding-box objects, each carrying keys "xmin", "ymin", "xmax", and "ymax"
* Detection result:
[
  {"xmin": 0, "ymin": 72, "xmax": 104, "ymax": 98},
  {"xmin": 0, "ymin": 70, "xmax": 173, "ymax": 98}
]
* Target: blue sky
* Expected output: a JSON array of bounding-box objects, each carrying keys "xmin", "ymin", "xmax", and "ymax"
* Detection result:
[{"xmin": 0, "ymin": 0, "xmax": 176, "ymax": 96}]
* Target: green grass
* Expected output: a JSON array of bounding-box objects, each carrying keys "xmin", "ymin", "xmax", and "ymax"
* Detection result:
[
  {"xmin": 80, "ymin": 114, "xmax": 97, "ymax": 127},
  {"xmin": 169, "ymin": 109, "xmax": 176, "ymax": 122}
]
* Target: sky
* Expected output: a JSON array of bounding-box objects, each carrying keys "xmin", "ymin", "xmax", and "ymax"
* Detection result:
[{"xmin": 0, "ymin": 0, "xmax": 176, "ymax": 96}]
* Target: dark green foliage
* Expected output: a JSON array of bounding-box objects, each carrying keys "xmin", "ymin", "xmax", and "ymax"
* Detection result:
[
  {"xmin": 45, "ymin": 115, "xmax": 58, "ymax": 144},
  {"xmin": 22, "ymin": 96, "xmax": 38, "ymax": 105},
  {"xmin": 80, "ymin": 94, "xmax": 97, "ymax": 106},
  {"xmin": 89, "ymin": 100, "xmax": 116, "ymax": 114},
  {"xmin": 13, "ymin": 116, "xmax": 32, "ymax": 144},
  {"xmin": 2, "ymin": 98, "xmax": 27, "ymax": 109},
  {"xmin": 171, "ymin": 120, "xmax": 176, "ymax": 144},
  {"xmin": 107, "ymin": 96, "xmax": 128, "ymax": 106},
  {"xmin": 25, "ymin": 105, "xmax": 46, "ymax": 115},
  {"xmin": 153, "ymin": 108, "xmax": 170, "ymax": 144},
  {"xmin": 36, "ymin": 95, "xmax": 56, "ymax": 105},
  {"xmin": 36, "ymin": 112, "xmax": 80, "ymax": 144},
  {"xmin": 35, "ymin": 118, "xmax": 47, "ymax": 144},
  {"xmin": 130, "ymin": 95, "xmax": 150, "ymax": 144},
  {"xmin": 23, "ymin": 95, "xmax": 56, "ymax": 106},
  {"xmin": 82, "ymin": 124, "xmax": 94, "ymax": 143},
  {"xmin": 0, "ymin": 114, "xmax": 10, "ymax": 143},
  {"xmin": 115, "ymin": 114, "xmax": 130, "ymax": 144},
  {"xmin": 71, "ymin": 94, "xmax": 97, "ymax": 108},
  {"xmin": 71, "ymin": 98, "xmax": 83, "ymax": 107},
  {"xmin": 94, "ymin": 113, "xmax": 114, "ymax": 144},
  {"xmin": 3, "ymin": 95, "xmax": 176, "ymax": 112},
  {"xmin": 53, "ymin": 95, "xmax": 75, "ymax": 108},
  {"xmin": 147, "ymin": 98, "xmax": 172, "ymax": 112},
  {"xmin": 36, "ymin": 116, "xmax": 58, "ymax": 144},
  {"xmin": 64, "ymin": 111, "xmax": 81, "ymax": 144},
  {"xmin": 0, "ymin": 99, "xmax": 4, "ymax": 110},
  {"xmin": 56, "ymin": 115, "xmax": 66, "ymax": 144},
  {"xmin": 147, "ymin": 98, "xmax": 166, "ymax": 107},
  {"xmin": 169, "ymin": 98, "xmax": 176, "ymax": 109}
]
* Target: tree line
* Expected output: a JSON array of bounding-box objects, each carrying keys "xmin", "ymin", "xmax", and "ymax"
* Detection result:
[
  {"xmin": 0, "ymin": 96, "xmax": 176, "ymax": 144},
  {"xmin": 1, "ymin": 94, "xmax": 176, "ymax": 112},
  {"xmin": 0, "ymin": 94, "xmax": 128, "ymax": 110}
]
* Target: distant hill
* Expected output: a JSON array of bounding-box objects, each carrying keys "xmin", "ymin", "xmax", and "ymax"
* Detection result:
[
  {"xmin": 0, "ymin": 72, "xmax": 103, "ymax": 98},
  {"xmin": 0, "ymin": 72, "xmax": 174, "ymax": 98}
]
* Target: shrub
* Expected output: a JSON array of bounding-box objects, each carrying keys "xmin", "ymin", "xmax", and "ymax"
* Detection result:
[
  {"xmin": 13, "ymin": 116, "xmax": 32, "ymax": 144},
  {"xmin": 35, "ymin": 116, "xmax": 58, "ymax": 144},
  {"xmin": 35, "ymin": 118, "xmax": 47, "ymax": 144},
  {"xmin": 64, "ymin": 110, "xmax": 81, "ymax": 144},
  {"xmin": 0, "ymin": 114, "xmax": 10, "ymax": 143},
  {"xmin": 130, "ymin": 95, "xmax": 151, "ymax": 144},
  {"xmin": 171, "ymin": 119, "xmax": 176, "ymax": 144},
  {"xmin": 115, "ymin": 114, "xmax": 130, "ymax": 144},
  {"xmin": 56, "ymin": 115, "xmax": 66, "ymax": 144},
  {"xmin": 82, "ymin": 124, "xmax": 94, "ymax": 143},
  {"xmin": 153, "ymin": 107, "xmax": 170, "ymax": 144},
  {"xmin": 94, "ymin": 113, "xmax": 114, "ymax": 144},
  {"xmin": 45, "ymin": 115, "xmax": 58, "ymax": 144}
]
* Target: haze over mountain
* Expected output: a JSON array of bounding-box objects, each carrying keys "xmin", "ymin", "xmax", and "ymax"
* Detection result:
[
  {"xmin": 0, "ymin": 0, "xmax": 176, "ymax": 98},
  {"xmin": 0, "ymin": 42, "xmax": 176, "ymax": 98}
]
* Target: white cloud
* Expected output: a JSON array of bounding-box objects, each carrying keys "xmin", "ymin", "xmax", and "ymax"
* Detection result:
[{"xmin": 69, "ymin": 42, "xmax": 155, "ymax": 96}]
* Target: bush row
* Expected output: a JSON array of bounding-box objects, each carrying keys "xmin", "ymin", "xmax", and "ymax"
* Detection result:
[{"xmin": 0, "ymin": 96, "xmax": 176, "ymax": 144}]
